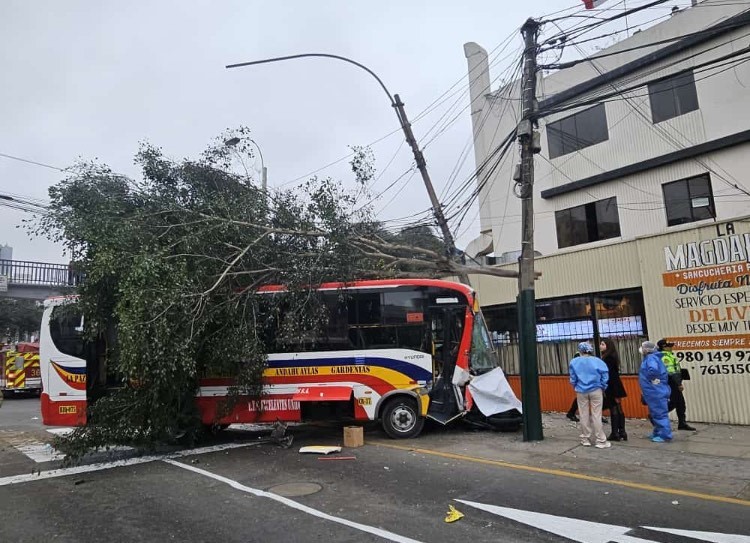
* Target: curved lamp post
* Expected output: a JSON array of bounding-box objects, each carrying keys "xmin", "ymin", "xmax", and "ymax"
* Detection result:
[{"xmin": 225, "ymin": 136, "xmax": 268, "ymax": 191}]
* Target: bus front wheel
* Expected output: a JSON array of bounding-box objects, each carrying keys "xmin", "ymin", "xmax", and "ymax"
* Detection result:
[{"xmin": 381, "ymin": 396, "xmax": 424, "ymax": 439}]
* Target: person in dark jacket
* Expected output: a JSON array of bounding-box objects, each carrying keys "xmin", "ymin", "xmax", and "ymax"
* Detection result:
[{"xmin": 600, "ymin": 338, "xmax": 627, "ymax": 441}]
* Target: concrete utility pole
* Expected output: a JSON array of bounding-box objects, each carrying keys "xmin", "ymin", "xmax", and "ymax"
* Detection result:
[
  {"xmin": 517, "ymin": 18, "xmax": 543, "ymax": 442},
  {"xmin": 392, "ymin": 94, "xmax": 468, "ymax": 282}
]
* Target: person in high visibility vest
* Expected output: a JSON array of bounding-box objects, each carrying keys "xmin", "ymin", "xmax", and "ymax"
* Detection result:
[{"xmin": 657, "ymin": 339, "xmax": 696, "ymax": 432}]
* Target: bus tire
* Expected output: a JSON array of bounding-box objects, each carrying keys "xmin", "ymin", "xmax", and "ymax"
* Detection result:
[
  {"xmin": 381, "ymin": 396, "xmax": 424, "ymax": 439},
  {"xmin": 203, "ymin": 423, "xmax": 230, "ymax": 435}
]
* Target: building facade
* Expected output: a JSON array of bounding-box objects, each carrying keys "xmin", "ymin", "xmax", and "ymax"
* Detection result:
[{"xmin": 464, "ymin": 0, "xmax": 750, "ymax": 424}]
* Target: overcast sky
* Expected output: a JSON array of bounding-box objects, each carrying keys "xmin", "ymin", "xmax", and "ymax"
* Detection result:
[{"xmin": 1, "ymin": 0, "xmax": 679, "ymax": 262}]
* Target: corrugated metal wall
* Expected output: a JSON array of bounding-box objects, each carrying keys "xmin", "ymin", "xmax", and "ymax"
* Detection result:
[
  {"xmin": 473, "ymin": 217, "xmax": 750, "ymax": 425},
  {"xmin": 469, "ymin": 240, "xmax": 642, "ymax": 307},
  {"xmin": 635, "ymin": 221, "xmax": 750, "ymax": 425}
]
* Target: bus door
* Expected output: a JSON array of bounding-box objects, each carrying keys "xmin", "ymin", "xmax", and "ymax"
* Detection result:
[{"xmin": 426, "ymin": 299, "xmax": 466, "ymax": 425}]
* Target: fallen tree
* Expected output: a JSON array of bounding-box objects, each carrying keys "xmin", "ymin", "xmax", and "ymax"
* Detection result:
[{"xmin": 34, "ymin": 130, "xmax": 515, "ymax": 456}]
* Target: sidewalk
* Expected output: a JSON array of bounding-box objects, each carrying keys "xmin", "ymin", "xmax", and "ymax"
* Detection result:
[{"xmin": 371, "ymin": 413, "xmax": 750, "ymax": 502}]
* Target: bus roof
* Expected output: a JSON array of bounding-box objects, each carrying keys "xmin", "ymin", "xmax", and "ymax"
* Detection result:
[{"xmin": 257, "ymin": 278, "xmax": 474, "ymax": 298}]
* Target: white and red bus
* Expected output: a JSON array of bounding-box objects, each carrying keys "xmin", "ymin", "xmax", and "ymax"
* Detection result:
[{"xmin": 39, "ymin": 279, "xmax": 520, "ymax": 438}]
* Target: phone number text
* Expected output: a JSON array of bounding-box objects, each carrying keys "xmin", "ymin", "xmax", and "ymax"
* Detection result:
[{"xmin": 675, "ymin": 350, "xmax": 750, "ymax": 375}]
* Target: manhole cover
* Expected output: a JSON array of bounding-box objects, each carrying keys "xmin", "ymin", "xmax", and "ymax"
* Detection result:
[{"xmin": 268, "ymin": 482, "xmax": 322, "ymax": 497}]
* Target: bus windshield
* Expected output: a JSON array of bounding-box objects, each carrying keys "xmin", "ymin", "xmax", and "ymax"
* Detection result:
[{"xmin": 469, "ymin": 311, "xmax": 499, "ymax": 374}]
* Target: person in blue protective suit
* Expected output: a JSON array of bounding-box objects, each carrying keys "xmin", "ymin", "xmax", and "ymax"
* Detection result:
[{"xmin": 638, "ymin": 340, "xmax": 673, "ymax": 442}]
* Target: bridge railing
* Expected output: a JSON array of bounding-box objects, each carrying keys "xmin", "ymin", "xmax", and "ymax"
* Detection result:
[{"xmin": 0, "ymin": 259, "xmax": 81, "ymax": 287}]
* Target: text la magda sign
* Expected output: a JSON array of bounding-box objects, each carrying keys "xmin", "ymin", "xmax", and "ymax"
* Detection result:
[{"xmin": 662, "ymin": 222, "xmax": 750, "ymax": 350}]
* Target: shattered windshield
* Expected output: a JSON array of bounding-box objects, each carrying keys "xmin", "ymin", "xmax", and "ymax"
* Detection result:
[{"xmin": 470, "ymin": 311, "xmax": 499, "ymax": 374}]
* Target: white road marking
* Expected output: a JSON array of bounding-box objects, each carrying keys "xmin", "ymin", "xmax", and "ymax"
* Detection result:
[
  {"xmin": 15, "ymin": 442, "xmax": 65, "ymax": 463},
  {"xmin": 46, "ymin": 427, "xmax": 74, "ymax": 436},
  {"xmin": 457, "ymin": 500, "xmax": 750, "ymax": 543},
  {"xmin": 457, "ymin": 499, "xmax": 652, "ymax": 543},
  {"xmin": 163, "ymin": 459, "xmax": 425, "ymax": 543},
  {"xmin": 643, "ymin": 527, "xmax": 750, "ymax": 543},
  {"xmin": 0, "ymin": 441, "xmax": 257, "ymax": 487},
  {"xmin": 1, "ymin": 432, "xmax": 66, "ymax": 463},
  {"xmin": 1, "ymin": 428, "xmax": 131, "ymax": 463}
]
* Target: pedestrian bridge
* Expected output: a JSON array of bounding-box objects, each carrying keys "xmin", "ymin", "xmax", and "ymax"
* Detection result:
[{"xmin": 0, "ymin": 259, "xmax": 80, "ymax": 300}]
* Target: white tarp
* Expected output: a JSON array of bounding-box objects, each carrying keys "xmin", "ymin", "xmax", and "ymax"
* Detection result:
[{"xmin": 468, "ymin": 367, "xmax": 523, "ymax": 416}]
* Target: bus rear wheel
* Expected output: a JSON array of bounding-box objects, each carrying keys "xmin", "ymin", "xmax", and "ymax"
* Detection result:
[{"xmin": 381, "ymin": 396, "xmax": 424, "ymax": 439}]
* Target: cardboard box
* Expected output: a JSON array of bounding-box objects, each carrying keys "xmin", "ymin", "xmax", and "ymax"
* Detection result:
[{"xmin": 343, "ymin": 426, "xmax": 364, "ymax": 448}]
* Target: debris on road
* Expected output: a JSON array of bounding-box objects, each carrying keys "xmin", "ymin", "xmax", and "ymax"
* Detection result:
[
  {"xmin": 318, "ymin": 456, "xmax": 356, "ymax": 461},
  {"xmin": 299, "ymin": 446, "xmax": 342, "ymax": 455},
  {"xmin": 445, "ymin": 504, "xmax": 464, "ymax": 523},
  {"xmin": 343, "ymin": 426, "xmax": 364, "ymax": 448}
]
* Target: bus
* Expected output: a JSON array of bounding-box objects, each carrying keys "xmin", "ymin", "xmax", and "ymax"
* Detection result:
[{"xmin": 39, "ymin": 279, "xmax": 521, "ymax": 438}]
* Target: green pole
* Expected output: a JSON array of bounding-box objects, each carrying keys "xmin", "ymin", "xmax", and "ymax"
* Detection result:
[{"xmin": 518, "ymin": 290, "xmax": 543, "ymax": 440}]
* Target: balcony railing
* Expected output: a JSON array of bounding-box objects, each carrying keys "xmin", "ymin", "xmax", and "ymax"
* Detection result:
[{"xmin": 0, "ymin": 259, "xmax": 82, "ymax": 287}]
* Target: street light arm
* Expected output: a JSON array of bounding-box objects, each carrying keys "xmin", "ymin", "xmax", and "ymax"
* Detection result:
[
  {"xmin": 247, "ymin": 138, "xmax": 264, "ymax": 169},
  {"xmin": 226, "ymin": 53, "xmax": 395, "ymax": 106}
]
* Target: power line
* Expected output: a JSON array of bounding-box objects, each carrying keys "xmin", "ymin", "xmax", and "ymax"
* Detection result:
[
  {"xmin": 0, "ymin": 152, "xmax": 67, "ymax": 172},
  {"xmin": 439, "ymin": 56, "xmax": 525, "ymax": 204},
  {"xmin": 541, "ymin": 8, "xmax": 750, "ymax": 69},
  {"xmin": 539, "ymin": 25, "xmax": 750, "ymax": 200},
  {"xmin": 539, "ymin": 40, "xmax": 750, "ymax": 116}
]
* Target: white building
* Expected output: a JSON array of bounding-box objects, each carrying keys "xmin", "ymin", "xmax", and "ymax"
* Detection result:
[
  {"xmin": 465, "ymin": 0, "xmax": 750, "ymax": 262},
  {"xmin": 462, "ymin": 1, "xmax": 750, "ymax": 425}
]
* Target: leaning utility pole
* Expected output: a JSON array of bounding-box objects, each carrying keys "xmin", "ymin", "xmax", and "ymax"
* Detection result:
[
  {"xmin": 517, "ymin": 18, "xmax": 543, "ymax": 442},
  {"xmin": 393, "ymin": 94, "xmax": 469, "ymax": 283}
]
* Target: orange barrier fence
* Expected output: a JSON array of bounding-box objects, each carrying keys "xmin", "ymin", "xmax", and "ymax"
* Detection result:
[{"xmin": 506, "ymin": 375, "xmax": 649, "ymax": 419}]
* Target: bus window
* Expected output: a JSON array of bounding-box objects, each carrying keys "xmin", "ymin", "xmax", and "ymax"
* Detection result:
[
  {"xmin": 382, "ymin": 290, "xmax": 424, "ymax": 324},
  {"xmin": 261, "ymin": 292, "xmax": 356, "ymax": 352},
  {"xmin": 355, "ymin": 326, "xmax": 398, "ymax": 349},
  {"xmin": 351, "ymin": 292, "xmax": 381, "ymax": 325},
  {"xmin": 49, "ymin": 307, "xmax": 86, "ymax": 358},
  {"xmin": 470, "ymin": 311, "xmax": 499, "ymax": 374}
]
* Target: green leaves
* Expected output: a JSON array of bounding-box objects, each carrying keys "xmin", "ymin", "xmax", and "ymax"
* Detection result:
[
  {"xmin": 0, "ymin": 299, "xmax": 43, "ymax": 342},
  {"xmin": 38, "ymin": 128, "xmax": 464, "ymax": 459},
  {"xmin": 39, "ymin": 130, "xmax": 382, "ymax": 457}
]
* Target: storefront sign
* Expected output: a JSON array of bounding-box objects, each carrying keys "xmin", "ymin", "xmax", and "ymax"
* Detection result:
[{"xmin": 660, "ymin": 222, "xmax": 750, "ymax": 375}]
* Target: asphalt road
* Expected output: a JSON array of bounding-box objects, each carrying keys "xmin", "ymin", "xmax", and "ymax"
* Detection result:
[{"xmin": 1, "ymin": 398, "xmax": 748, "ymax": 543}]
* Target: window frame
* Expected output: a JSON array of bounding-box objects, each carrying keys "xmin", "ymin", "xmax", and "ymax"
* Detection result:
[
  {"xmin": 547, "ymin": 103, "xmax": 609, "ymax": 159},
  {"xmin": 555, "ymin": 196, "xmax": 621, "ymax": 249},
  {"xmin": 648, "ymin": 70, "xmax": 699, "ymax": 124},
  {"xmin": 662, "ymin": 174, "xmax": 715, "ymax": 227}
]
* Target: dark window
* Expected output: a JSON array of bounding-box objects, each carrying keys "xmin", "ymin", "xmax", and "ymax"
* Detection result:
[
  {"xmin": 648, "ymin": 70, "xmax": 699, "ymax": 123},
  {"xmin": 536, "ymin": 297, "xmax": 590, "ymax": 321},
  {"xmin": 350, "ymin": 292, "xmax": 381, "ymax": 325},
  {"xmin": 662, "ymin": 174, "xmax": 715, "ymax": 226},
  {"xmin": 382, "ymin": 291, "xmax": 424, "ymax": 325},
  {"xmin": 555, "ymin": 197, "xmax": 621, "ymax": 248},
  {"xmin": 49, "ymin": 307, "xmax": 86, "ymax": 358},
  {"xmin": 547, "ymin": 103, "xmax": 609, "ymax": 158}
]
